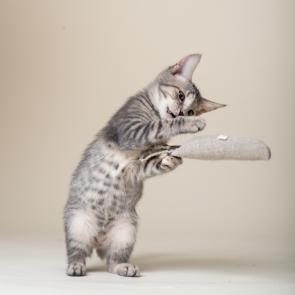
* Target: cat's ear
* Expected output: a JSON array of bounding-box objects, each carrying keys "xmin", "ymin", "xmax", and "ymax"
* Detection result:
[
  {"xmin": 193, "ymin": 98, "xmax": 226, "ymax": 115},
  {"xmin": 170, "ymin": 54, "xmax": 202, "ymax": 80}
]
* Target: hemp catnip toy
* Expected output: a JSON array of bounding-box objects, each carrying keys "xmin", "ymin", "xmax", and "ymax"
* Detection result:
[{"xmin": 170, "ymin": 134, "xmax": 271, "ymax": 161}]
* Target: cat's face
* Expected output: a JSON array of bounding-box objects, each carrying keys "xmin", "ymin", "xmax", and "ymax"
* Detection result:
[{"xmin": 152, "ymin": 54, "xmax": 225, "ymax": 119}]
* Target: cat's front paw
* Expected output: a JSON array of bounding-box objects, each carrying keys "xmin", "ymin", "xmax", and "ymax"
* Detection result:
[
  {"xmin": 184, "ymin": 116, "xmax": 206, "ymax": 133},
  {"xmin": 160, "ymin": 155, "xmax": 183, "ymax": 171},
  {"xmin": 66, "ymin": 262, "xmax": 86, "ymax": 276}
]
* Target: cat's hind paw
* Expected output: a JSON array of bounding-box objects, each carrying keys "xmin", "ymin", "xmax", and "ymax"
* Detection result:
[
  {"xmin": 66, "ymin": 262, "xmax": 86, "ymax": 276},
  {"xmin": 110, "ymin": 263, "xmax": 141, "ymax": 277}
]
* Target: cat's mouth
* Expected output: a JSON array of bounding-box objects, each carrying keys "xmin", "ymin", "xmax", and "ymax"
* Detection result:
[{"xmin": 167, "ymin": 107, "xmax": 183, "ymax": 118}]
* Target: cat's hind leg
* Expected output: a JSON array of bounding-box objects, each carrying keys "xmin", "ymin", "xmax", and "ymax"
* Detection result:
[
  {"xmin": 64, "ymin": 209, "xmax": 97, "ymax": 276},
  {"xmin": 105, "ymin": 217, "xmax": 140, "ymax": 277}
]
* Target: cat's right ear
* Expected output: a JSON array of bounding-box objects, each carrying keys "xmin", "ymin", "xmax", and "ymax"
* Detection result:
[{"xmin": 170, "ymin": 54, "xmax": 202, "ymax": 81}]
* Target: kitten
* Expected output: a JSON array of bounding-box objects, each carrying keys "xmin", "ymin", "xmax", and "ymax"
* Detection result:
[{"xmin": 64, "ymin": 54, "xmax": 224, "ymax": 277}]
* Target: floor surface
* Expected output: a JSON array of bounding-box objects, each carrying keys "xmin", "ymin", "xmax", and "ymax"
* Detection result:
[{"xmin": 0, "ymin": 236, "xmax": 294, "ymax": 295}]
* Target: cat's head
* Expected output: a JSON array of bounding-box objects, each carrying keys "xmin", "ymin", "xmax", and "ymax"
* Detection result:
[{"xmin": 150, "ymin": 54, "xmax": 225, "ymax": 119}]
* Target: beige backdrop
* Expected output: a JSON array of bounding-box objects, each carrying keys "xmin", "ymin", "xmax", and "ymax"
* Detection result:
[{"xmin": 0, "ymin": 0, "xmax": 294, "ymax": 256}]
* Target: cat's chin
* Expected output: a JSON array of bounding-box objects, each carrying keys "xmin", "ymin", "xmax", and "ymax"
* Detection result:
[
  {"xmin": 167, "ymin": 107, "xmax": 177, "ymax": 118},
  {"xmin": 166, "ymin": 107, "xmax": 183, "ymax": 119}
]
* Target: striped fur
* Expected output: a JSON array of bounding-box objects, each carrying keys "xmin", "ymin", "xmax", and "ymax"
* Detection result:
[{"xmin": 64, "ymin": 54, "xmax": 221, "ymax": 277}]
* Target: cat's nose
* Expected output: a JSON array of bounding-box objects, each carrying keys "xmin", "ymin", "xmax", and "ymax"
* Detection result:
[{"xmin": 178, "ymin": 111, "xmax": 184, "ymax": 116}]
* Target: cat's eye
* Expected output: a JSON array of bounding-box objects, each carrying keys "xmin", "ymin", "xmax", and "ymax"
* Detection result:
[
  {"xmin": 188, "ymin": 110, "xmax": 194, "ymax": 116},
  {"xmin": 178, "ymin": 90, "xmax": 185, "ymax": 102}
]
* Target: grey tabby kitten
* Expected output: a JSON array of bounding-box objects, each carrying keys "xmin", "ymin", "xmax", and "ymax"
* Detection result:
[{"xmin": 64, "ymin": 54, "xmax": 224, "ymax": 277}]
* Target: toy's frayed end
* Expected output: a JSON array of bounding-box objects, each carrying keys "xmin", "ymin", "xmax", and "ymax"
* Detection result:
[{"xmin": 266, "ymin": 145, "xmax": 272, "ymax": 160}]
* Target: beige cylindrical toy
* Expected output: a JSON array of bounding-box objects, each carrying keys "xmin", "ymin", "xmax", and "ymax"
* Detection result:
[{"xmin": 170, "ymin": 134, "xmax": 271, "ymax": 161}]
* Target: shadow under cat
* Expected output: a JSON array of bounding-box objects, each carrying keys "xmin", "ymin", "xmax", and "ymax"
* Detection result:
[{"xmin": 87, "ymin": 252, "xmax": 292, "ymax": 281}]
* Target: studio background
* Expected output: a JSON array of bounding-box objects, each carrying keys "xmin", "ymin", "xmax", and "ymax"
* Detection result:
[{"xmin": 0, "ymin": 0, "xmax": 294, "ymax": 293}]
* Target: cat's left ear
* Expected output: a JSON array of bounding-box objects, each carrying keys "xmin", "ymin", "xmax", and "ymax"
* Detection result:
[
  {"xmin": 170, "ymin": 54, "xmax": 202, "ymax": 80},
  {"xmin": 193, "ymin": 98, "xmax": 226, "ymax": 115}
]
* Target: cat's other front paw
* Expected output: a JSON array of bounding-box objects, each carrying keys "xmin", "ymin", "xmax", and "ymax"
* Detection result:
[
  {"xmin": 184, "ymin": 116, "xmax": 206, "ymax": 133},
  {"xmin": 160, "ymin": 155, "xmax": 183, "ymax": 171},
  {"xmin": 66, "ymin": 262, "xmax": 86, "ymax": 276}
]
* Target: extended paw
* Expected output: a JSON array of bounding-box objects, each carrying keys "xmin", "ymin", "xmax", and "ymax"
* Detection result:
[
  {"xmin": 110, "ymin": 263, "xmax": 141, "ymax": 277},
  {"xmin": 184, "ymin": 116, "xmax": 206, "ymax": 133},
  {"xmin": 67, "ymin": 262, "xmax": 86, "ymax": 276},
  {"xmin": 160, "ymin": 155, "xmax": 183, "ymax": 171}
]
